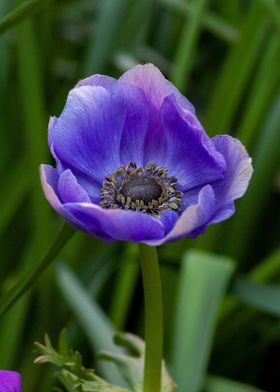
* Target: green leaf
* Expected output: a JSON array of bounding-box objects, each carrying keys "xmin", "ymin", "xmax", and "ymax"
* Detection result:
[
  {"xmin": 0, "ymin": 0, "xmax": 44, "ymax": 35},
  {"xmin": 204, "ymin": 1, "xmax": 268, "ymax": 134},
  {"xmin": 220, "ymin": 246, "xmax": 280, "ymax": 321},
  {"xmin": 225, "ymin": 92, "xmax": 280, "ymax": 260},
  {"xmin": 83, "ymin": 0, "xmax": 129, "ymax": 75},
  {"xmin": 99, "ymin": 332, "xmax": 176, "ymax": 392},
  {"xmin": 35, "ymin": 331, "xmax": 129, "ymax": 392},
  {"xmin": 237, "ymin": 35, "xmax": 280, "ymax": 149},
  {"xmin": 232, "ymin": 278, "xmax": 280, "ymax": 317},
  {"xmin": 0, "ymin": 158, "xmax": 30, "ymax": 237},
  {"xmin": 205, "ymin": 375, "xmax": 264, "ymax": 392},
  {"xmin": 0, "ymin": 223, "xmax": 74, "ymax": 316},
  {"xmin": 171, "ymin": 0, "xmax": 210, "ymax": 89},
  {"xmin": 109, "ymin": 244, "xmax": 139, "ymax": 330},
  {"xmin": 172, "ymin": 250, "xmax": 235, "ymax": 392},
  {"xmin": 161, "ymin": 0, "xmax": 239, "ymax": 43},
  {"xmin": 56, "ymin": 262, "xmax": 125, "ymax": 386}
]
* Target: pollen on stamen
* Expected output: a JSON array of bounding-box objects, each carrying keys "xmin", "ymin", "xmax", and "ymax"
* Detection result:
[{"xmin": 100, "ymin": 162, "xmax": 183, "ymax": 216}]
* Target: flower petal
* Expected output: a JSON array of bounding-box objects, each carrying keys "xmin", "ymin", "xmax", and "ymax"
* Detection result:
[
  {"xmin": 160, "ymin": 210, "xmax": 179, "ymax": 233},
  {"xmin": 115, "ymin": 83, "xmax": 150, "ymax": 167},
  {"xmin": 120, "ymin": 63, "xmax": 195, "ymax": 113},
  {"xmin": 40, "ymin": 164, "xmax": 61, "ymax": 209},
  {"xmin": 150, "ymin": 185, "xmax": 216, "ymax": 245},
  {"xmin": 50, "ymin": 86, "xmax": 125, "ymax": 184},
  {"xmin": 150, "ymin": 94, "xmax": 226, "ymax": 190},
  {"xmin": 40, "ymin": 165, "xmax": 87, "ymax": 230},
  {"xmin": 211, "ymin": 135, "xmax": 253, "ymax": 214},
  {"xmin": 58, "ymin": 170, "xmax": 91, "ymax": 203},
  {"xmin": 64, "ymin": 203, "xmax": 165, "ymax": 243},
  {"xmin": 0, "ymin": 370, "xmax": 21, "ymax": 392},
  {"xmin": 76, "ymin": 74, "xmax": 117, "ymax": 90}
]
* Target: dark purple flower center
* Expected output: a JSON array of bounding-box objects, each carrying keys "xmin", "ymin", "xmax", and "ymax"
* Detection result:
[
  {"xmin": 121, "ymin": 177, "xmax": 163, "ymax": 203},
  {"xmin": 100, "ymin": 162, "xmax": 182, "ymax": 216}
]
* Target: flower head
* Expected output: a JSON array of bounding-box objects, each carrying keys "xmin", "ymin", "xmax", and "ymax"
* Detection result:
[
  {"xmin": 0, "ymin": 371, "xmax": 21, "ymax": 392},
  {"xmin": 41, "ymin": 64, "xmax": 253, "ymax": 245}
]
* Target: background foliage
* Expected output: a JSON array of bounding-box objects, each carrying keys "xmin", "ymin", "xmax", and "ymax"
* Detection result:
[{"xmin": 0, "ymin": 0, "xmax": 280, "ymax": 391}]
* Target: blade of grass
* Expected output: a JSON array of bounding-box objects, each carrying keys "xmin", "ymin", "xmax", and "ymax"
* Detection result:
[
  {"xmin": 237, "ymin": 35, "xmax": 280, "ymax": 149},
  {"xmin": 56, "ymin": 262, "xmax": 125, "ymax": 386},
  {"xmin": 205, "ymin": 375, "xmax": 264, "ymax": 392},
  {"xmin": 83, "ymin": 0, "xmax": 129, "ymax": 75},
  {"xmin": 160, "ymin": 0, "xmax": 239, "ymax": 43},
  {"xmin": 114, "ymin": 0, "xmax": 156, "ymax": 52},
  {"xmin": 0, "ymin": 158, "xmax": 30, "ymax": 237},
  {"xmin": 0, "ymin": 223, "xmax": 74, "ymax": 316},
  {"xmin": 204, "ymin": 1, "xmax": 268, "ymax": 134},
  {"xmin": 0, "ymin": 0, "xmax": 10, "ymax": 165},
  {"xmin": 0, "ymin": 0, "xmax": 44, "ymax": 35},
  {"xmin": 0, "ymin": 296, "xmax": 29, "ymax": 368},
  {"xmin": 218, "ymin": 0, "xmax": 241, "ymax": 24},
  {"xmin": 171, "ymin": 0, "xmax": 209, "ymax": 89},
  {"xmin": 232, "ymin": 278, "xmax": 280, "ymax": 317},
  {"xmin": 220, "ymin": 246, "xmax": 280, "ymax": 320},
  {"xmin": 109, "ymin": 244, "xmax": 139, "ymax": 330},
  {"xmin": 224, "ymin": 92, "xmax": 280, "ymax": 260},
  {"xmin": 258, "ymin": 0, "xmax": 280, "ymax": 32},
  {"xmin": 172, "ymin": 250, "xmax": 235, "ymax": 392},
  {"xmin": 14, "ymin": 0, "xmax": 52, "ymax": 252}
]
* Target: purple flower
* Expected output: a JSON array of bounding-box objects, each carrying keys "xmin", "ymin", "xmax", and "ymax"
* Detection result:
[
  {"xmin": 40, "ymin": 64, "xmax": 253, "ymax": 245},
  {"xmin": 0, "ymin": 371, "xmax": 21, "ymax": 392}
]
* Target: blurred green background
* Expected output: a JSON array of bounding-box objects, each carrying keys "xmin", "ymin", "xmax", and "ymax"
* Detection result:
[{"xmin": 0, "ymin": 0, "xmax": 280, "ymax": 391}]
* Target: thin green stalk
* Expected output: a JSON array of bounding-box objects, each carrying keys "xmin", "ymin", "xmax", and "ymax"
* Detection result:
[
  {"xmin": 0, "ymin": 0, "xmax": 44, "ymax": 35},
  {"xmin": 0, "ymin": 223, "xmax": 74, "ymax": 316},
  {"xmin": 0, "ymin": 158, "xmax": 30, "ymax": 237},
  {"xmin": 172, "ymin": 0, "xmax": 209, "ymax": 89},
  {"xmin": 83, "ymin": 0, "xmax": 129, "ymax": 75},
  {"xmin": 160, "ymin": 0, "xmax": 239, "ymax": 43},
  {"xmin": 224, "ymin": 93, "xmax": 280, "ymax": 260},
  {"xmin": 139, "ymin": 244, "xmax": 163, "ymax": 392},
  {"xmin": 237, "ymin": 35, "xmax": 280, "ymax": 149},
  {"xmin": 109, "ymin": 244, "xmax": 139, "ymax": 330},
  {"xmin": 204, "ymin": 1, "xmax": 268, "ymax": 134}
]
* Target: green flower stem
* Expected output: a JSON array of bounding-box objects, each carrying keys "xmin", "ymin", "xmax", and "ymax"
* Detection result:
[{"xmin": 139, "ymin": 244, "xmax": 163, "ymax": 392}]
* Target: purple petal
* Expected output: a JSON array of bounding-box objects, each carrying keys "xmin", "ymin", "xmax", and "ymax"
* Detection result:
[
  {"xmin": 48, "ymin": 116, "xmax": 58, "ymax": 148},
  {"xmin": 64, "ymin": 203, "xmax": 165, "ymax": 243},
  {"xmin": 40, "ymin": 165, "xmax": 87, "ymax": 230},
  {"xmin": 211, "ymin": 135, "xmax": 253, "ymax": 220},
  {"xmin": 116, "ymin": 83, "xmax": 150, "ymax": 167},
  {"xmin": 210, "ymin": 202, "xmax": 235, "ymax": 224},
  {"xmin": 160, "ymin": 210, "xmax": 179, "ymax": 233},
  {"xmin": 120, "ymin": 63, "xmax": 195, "ymax": 113},
  {"xmin": 76, "ymin": 74, "xmax": 117, "ymax": 90},
  {"xmin": 58, "ymin": 170, "xmax": 91, "ymax": 203},
  {"xmin": 40, "ymin": 164, "xmax": 61, "ymax": 210},
  {"xmin": 50, "ymin": 86, "xmax": 125, "ymax": 184},
  {"xmin": 150, "ymin": 185, "xmax": 216, "ymax": 245},
  {"xmin": 0, "ymin": 370, "xmax": 21, "ymax": 392},
  {"xmin": 149, "ymin": 94, "xmax": 226, "ymax": 190}
]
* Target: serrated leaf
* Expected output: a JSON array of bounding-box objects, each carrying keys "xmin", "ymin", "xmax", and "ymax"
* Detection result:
[
  {"xmin": 99, "ymin": 332, "xmax": 176, "ymax": 392},
  {"xmin": 59, "ymin": 329, "xmax": 70, "ymax": 357},
  {"xmin": 34, "ymin": 331, "xmax": 130, "ymax": 392}
]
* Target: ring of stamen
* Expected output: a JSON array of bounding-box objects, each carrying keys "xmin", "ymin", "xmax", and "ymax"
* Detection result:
[{"xmin": 100, "ymin": 162, "xmax": 183, "ymax": 216}]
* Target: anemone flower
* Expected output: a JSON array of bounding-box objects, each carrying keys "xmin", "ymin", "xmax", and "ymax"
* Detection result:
[
  {"xmin": 41, "ymin": 64, "xmax": 252, "ymax": 245},
  {"xmin": 0, "ymin": 371, "xmax": 21, "ymax": 392}
]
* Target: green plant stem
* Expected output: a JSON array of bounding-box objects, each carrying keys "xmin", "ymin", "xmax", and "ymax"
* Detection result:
[
  {"xmin": 0, "ymin": 223, "xmax": 75, "ymax": 316},
  {"xmin": 139, "ymin": 244, "xmax": 163, "ymax": 392},
  {"xmin": 0, "ymin": 0, "xmax": 43, "ymax": 35}
]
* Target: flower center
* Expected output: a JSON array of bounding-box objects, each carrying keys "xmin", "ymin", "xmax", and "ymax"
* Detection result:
[
  {"xmin": 121, "ymin": 177, "xmax": 163, "ymax": 203},
  {"xmin": 100, "ymin": 162, "xmax": 182, "ymax": 216}
]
